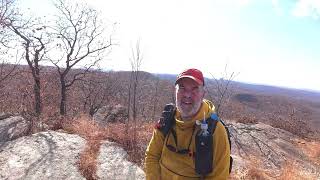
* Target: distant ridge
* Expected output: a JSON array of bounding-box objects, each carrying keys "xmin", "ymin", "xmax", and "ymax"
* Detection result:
[
  {"xmin": 153, "ymin": 73, "xmax": 177, "ymax": 81},
  {"xmin": 232, "ymin": 81, "xmax": 320, "ymax": 103},
  {"xmin": 154, "ymin": 73, "xmax": 320, "ymax": 103}
]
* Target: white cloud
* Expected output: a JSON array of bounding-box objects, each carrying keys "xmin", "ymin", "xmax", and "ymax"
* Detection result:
[{"xmin": 292, "ymin": 0, "xmax": 320, "ymax": 19}]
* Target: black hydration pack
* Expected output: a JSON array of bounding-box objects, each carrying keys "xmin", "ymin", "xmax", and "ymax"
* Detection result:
[{"xmin": 155, "ymin": 103, "xmax": 233, "ymax": 176}]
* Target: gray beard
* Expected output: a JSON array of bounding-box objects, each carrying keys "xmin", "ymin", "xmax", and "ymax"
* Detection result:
[{"xmin": 176, "ymin": 100, "xmax": 202, "ymax": 120}]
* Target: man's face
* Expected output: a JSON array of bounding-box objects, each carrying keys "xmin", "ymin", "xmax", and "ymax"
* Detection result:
[{"xmin": 175, "ymin": 78, "xmax": 205, "ymax": 120}]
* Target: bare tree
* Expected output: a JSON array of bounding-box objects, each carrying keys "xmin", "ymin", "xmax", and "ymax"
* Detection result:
[
  {"xmin": 126, "ymin": 40, "xmax": 142, "ymax": 149},
  {"xmin": 0, "ymin": 0, "xmax": 48, "ymax": 116},
  {"xmin": 206, "ymin": 64, "xmax": 238, "ymax": 117},
  {"xmin": 49, "ymin": 0, "xmax": 113, "ymax": 115},
  {"xmin": 79, "ymin": 70, "xmax": 120, "ymax": 116},
  {"xmin": 0, "ymin": 53, "xmax": 19, "ymax": 88},
  {"xmin": 0, "ymin": 0, "xmax": 19, "ymax": 87},
  {"xmin": 0, "ymin": 0, "xmax": 16, "ymax": 25}
]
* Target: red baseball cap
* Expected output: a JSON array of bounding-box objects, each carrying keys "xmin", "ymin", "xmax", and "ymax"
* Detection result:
[{"xmin": 175, "ymin": 68, "xmax": 204, "ymax": 86}]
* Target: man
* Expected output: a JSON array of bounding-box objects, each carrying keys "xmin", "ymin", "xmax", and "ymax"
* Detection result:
[{"xmin": 144, "ymin": 68, "xmax": 230, "ymax": 180}]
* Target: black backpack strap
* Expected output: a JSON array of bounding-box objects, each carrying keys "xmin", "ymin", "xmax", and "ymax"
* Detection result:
[
  {"xmin": 154, "ymin": 103, "xmax": 176, "ymax": 137},
  {"xmin": 209, "ymin": 113, "xmax": 233, "ymax": 173},
  {"xmin": 207, "ymin": 116, "xmax": 218, "ymax": 135}
]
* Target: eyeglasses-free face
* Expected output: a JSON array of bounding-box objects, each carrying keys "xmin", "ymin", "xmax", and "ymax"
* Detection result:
[{"xmin": 175, "ymin": 78, "xmax": 205, "ymax": 120}]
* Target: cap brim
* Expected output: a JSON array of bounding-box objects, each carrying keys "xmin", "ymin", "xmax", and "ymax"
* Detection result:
[{"xmin": 175, "ymin": 76, "xmax": 203, "ymax": 85}]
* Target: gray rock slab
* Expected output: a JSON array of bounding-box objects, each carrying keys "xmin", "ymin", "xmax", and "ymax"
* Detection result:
[
  {"xmin": 0, "ymin": 131, "xmax": 86, "ymax": 180},
  {"xmin": 0, "ymin": 116, "xmax": 31, "ymax": 147},
  {"xmin": 97, "ymin": 141, "xmax": 145, "ymax": 180},
  {"xmin": 228, "ymin": 122, "xmax": 320, "ymax": 176},
  {"xmin": 93, "ymin": 104, "xmax": 128, "ymax": 126}
]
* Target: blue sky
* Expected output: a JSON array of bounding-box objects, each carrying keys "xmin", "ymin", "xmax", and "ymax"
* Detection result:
[{"xmin": 18, "ymin": 0, "xmax": 320, "ymax": 91}]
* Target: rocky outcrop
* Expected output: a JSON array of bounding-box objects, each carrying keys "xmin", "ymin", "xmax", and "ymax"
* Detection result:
[
  {"xmin": 228, "ymin": 122, "xmax": 320, "ymax": 177},
  {"xmin": 93, "ymin": 104, "xmax": 128, "ymax": 125},
  {"xmin": 0, "ymin": 129, "xmax": 146, "ymax": 180},
  {"xmin": 97, "ymin": 141, "xmax": 145, "ymax": 180},
  {"xmin": 0, "ymin": 115, "xmax": 31, "ymax": 148},
  {"xmin": 0, "ymin": 112, "xmax": 12, "ymax": 120},
  {"xmin": 0, "ymin": 131, "xmax": 86, "ymax": 180}
]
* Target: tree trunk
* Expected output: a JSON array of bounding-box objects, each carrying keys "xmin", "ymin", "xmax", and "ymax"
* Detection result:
[
  {"xmin": 33, "ymin": 63, "xmax": 41, "ymax": 116},
  {"xmin": 126, "ymin": 74, "xmax": 132, "ymax": 137},
  {"xmin": 60, "ymin": 78, "xmax": 67, "ymax": 115},
  {"xmin": 34, "ymin": 78, "xmax": 41, "ymax": 115},
  {"xmin": 132, "ymin": 71, "xmax": 138, "ymax": 151}
]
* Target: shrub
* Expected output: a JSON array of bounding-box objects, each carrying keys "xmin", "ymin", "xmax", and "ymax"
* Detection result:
[{"xmin": 270, "ymin": 118, "xmax": 311, "ymax": 138}]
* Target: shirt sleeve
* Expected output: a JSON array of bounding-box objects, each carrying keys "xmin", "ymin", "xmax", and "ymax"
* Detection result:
[
  {"xmin": 144, "ymin": 129, "xmax": 165, "ymax": 180},
  {"xmin": 206, "ymin": 121, "xmax": 231, "ymax": 180}
]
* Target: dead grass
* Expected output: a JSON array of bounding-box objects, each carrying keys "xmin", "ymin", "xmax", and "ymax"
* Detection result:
[
  {"xmin": 63, "ymin": 114, "xmax": 105, "ymax": 139},
  {"xmin": 78, "ymin": 140, "xmax": 101, "ymax": 180},
  {"xmin": 295, "ymin": 140, "xmax": 320, "ymax": 167},
  {"xmin": 229, "ymin": 156, "xmax": 273, "ymax": 180},
  {"xmin": 62, "ymin": 114, "xmax": 105, "ymax": 180},
  {"xmin": 278, "ymin": 165, "xmax": 300, "ymax": 180},
  {"xmin": 277, "ymin": 162, "xmax": 319, "ymax": 180},
  {"xmin": 229, "ymin": 155, "xmax": 319, "ymax": 180},
  {"xmin": 61, "ymin": 115, "xmax": 155, "ymax": 178},
  {"xmin": 230, "ymin": 168, "xmax": 271, "ymax": 180},
  {"xmin": 104, "ymin": 121, "xmax": 154, "ymax": 166},
  {"xmin": 246, "ymin": 168, "xmax": 270, "ymax": 180}
]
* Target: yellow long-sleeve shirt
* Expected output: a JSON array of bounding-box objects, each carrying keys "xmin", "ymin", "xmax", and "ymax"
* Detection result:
[{"xmin": 144, "ymin": 100, "xmax": 230, "ymax": 180}]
